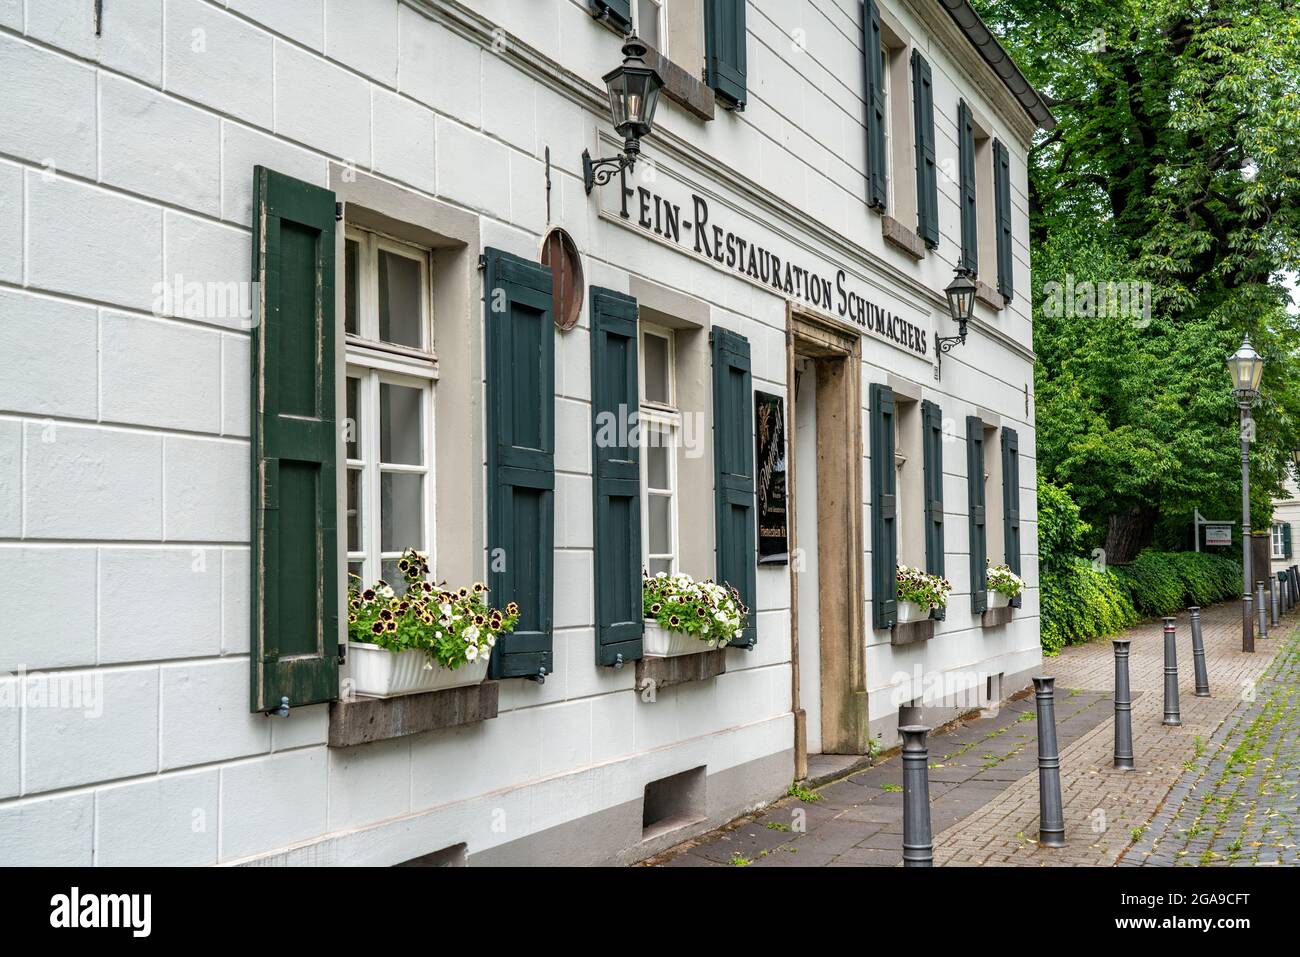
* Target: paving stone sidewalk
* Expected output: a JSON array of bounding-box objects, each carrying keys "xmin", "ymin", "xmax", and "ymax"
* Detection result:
[
  {"xmin": 1121, "ymin": 627, "xmax": 1300, "ymax": 866},
  {"xmin": 648, "ymin": 601, "xmax": 1289, "ymax": 867}
]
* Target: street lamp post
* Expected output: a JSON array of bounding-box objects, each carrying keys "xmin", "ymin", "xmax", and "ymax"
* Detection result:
[{"xmin": 1228, "ymin": 337, "xmax": 1264, "ymax": 653}]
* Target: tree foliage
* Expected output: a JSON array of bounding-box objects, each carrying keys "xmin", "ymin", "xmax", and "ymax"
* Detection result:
[{"xmin": 974, "ymin": 0, "xmax": 1300, "ymax": 554}]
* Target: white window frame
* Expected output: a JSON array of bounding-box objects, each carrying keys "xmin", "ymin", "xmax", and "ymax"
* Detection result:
[
  {"xmin": 633, "ymin": 0, "xmax": 667, "ymax": 55},
  {"xmin": 880, "ymin": 40, "xmax": 893, "ymax": 213},
  {"xmin": 344, "ymin": 226, "xmax": 438, "ymax": 589},
  {"xmin": 1273, "ymin": 522, "xmax": 1286, "ymax": 559},
  {"xmin": 639, "ymin": 323, "xmax": 680, "ymax": 577}
]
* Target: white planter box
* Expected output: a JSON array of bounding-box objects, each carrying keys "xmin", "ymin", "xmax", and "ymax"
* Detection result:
[
  {"xmin": 348, "ymin": 642, "xmax": 489, "ymax": 698},
  {"xmin": 896, "ymin": 600, "xmax": 929, "ymax": 623},
  {"xmin": 989, "ymin": 591, "xmax": 1011, "ymax": 609},
  {"xmin": 643, "ymin": 620, "xmax": 725, "ymax": 657}
]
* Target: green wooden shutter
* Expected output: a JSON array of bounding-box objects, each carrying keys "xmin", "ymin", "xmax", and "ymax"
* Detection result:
[
  {"xmin": 589, "ymin": 0, "xmax": 632, "ymax": 32},
  {"xmin": 1001, "ymin": 427, "xmax": 1021, "ymax": 608},
  {"xmin": 711, "ymin": 327, "xmax": 757, "ymax": 647},
  {"xmin": 864, "ymin": 0, "xmax": 887, "ymax": 211},
  {"xmin": 485, "ymin": 248, "xmax": 555, "ymax": 681},
  {"xmin": 922, "ymin": 399, "xmax": 945, "ymax": 620},
  {"xmin": 869, "ymin": 383, "xmax": 897, "ymax": 629},
  {"xmin": 911, "ymin": 50, "xmax": 939, "ymax": 248},
  {"xmin": 249, "ymin": 166, "xmax": 339, "ymax": 714},
  {"xmin": 1284, "ymin": 523, "xmax": 1292, "ymax": 559},
  {"xmin": 590, "ymin": 287, "xmax": 643, "ymax": 667},
  {"xmin": 993, "ymin": 139, "xmax": 1013, "ymax": 300},
  {"xmin": 705, "ymin": 0, "xmax": 747, "ymax": 110},
  {"xmin": 958, "ymin": 100, "xmax": 978, "ymax": 276},
  {"xmin": 967, "ymin": 416, "xmax": 987, "ymax": 614}
]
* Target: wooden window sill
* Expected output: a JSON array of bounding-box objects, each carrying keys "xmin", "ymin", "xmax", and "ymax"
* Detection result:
[
  {"xmin": 327, "ymin": 681, "xmax": 499, "ymax": 747},
  {"xmin": 635, "ymin": 649, "xmax": 727, "ymax": 691}
]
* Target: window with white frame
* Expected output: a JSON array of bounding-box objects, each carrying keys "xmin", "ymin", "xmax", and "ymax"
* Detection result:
[
  {"xmin": 344, "ymin": 227, "xmax": 436, "ymax": 594},
  {"xmin": 640, "ymin": 324, "xmax": 679, "ymax": 577},
  {"xmin": 1273, "ymin": 522, "xmax": 1286, "ymax": 559},
  {"xmin": 634, "ymin": 0, "xmax": 666, "ymax": 53},
  {"xmin": 880, "ymin": 39, "xmax": 893, "ymax": 212}
]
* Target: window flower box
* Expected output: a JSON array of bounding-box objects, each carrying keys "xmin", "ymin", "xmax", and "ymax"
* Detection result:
[
  {"xmin": 349, "ymin": 643, "xmax": 490, "ymax": 697},
  {"xmin": 642, "ymin": 571, "xmax": 749, "ymax": 658},
  {"xmin": 986, "ymin": 562, "xmax": 1025, "ymax": 609},
  {"xmin": 895, "ymin": 564, "xmax": 951, "ymax": 624},
  {"xmin": 346, "ymin": 548, "xmax": 520, "ymax": 699}
]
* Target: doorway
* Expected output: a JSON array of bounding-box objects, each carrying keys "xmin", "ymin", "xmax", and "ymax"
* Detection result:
[{"xmin": 787, "ymin": 307, "xmax": 868, "ymax": 778}]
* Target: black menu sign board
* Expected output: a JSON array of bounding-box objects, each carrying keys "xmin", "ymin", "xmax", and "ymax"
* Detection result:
[{"xmin": 755, "ymin": 391, "xmax": 788, "ymax": 565}]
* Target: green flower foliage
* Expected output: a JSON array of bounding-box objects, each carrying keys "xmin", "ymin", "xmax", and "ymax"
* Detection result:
[{"xmin": 642, "ymin": 572, "xmax": 748, "ymax": 644}]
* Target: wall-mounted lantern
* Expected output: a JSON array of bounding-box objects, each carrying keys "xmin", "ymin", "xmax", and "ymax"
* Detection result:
[
  {"xmin": 583, "ymin": 36, "xmax": 664, "ymax": 194},
  {"xmin": 934, "ymin": 268, "xmax": 977, "ymax": 379}
]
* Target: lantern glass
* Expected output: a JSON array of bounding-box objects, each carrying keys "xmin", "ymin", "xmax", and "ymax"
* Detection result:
[
  {"xmin": 1227, "ymin": 338, "xmax": 1264, "ymax": 398},
  {"xmin": 944, "ymin": 271, "xmax": 977, "ymax": 327},
  {"xmin": 603, "ymin": 42, "xmax": 663, "ymax": 140}
]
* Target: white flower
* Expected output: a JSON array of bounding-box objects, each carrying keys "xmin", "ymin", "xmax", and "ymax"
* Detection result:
[
  {"xmin": 422, "ymin": 660, "xmax": 433, "ymax": 671},
  {"xmin": 487, "ymin": 634, "xmax": 496, "ymax": 647},
  {"xmin": 465, "ymin": 644, "xmax": 478, "ymax": 662},
  {"xmin": 465, "ymin": 625, "xmax": 480, "ymax": 642}
]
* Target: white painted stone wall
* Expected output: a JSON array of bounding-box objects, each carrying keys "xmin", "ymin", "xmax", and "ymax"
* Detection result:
[{"xmin": 0, "ymin": 0, "xmax": 1040, "ymax": 865}]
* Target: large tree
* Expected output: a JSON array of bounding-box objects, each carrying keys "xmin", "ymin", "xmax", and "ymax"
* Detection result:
[{"xmin": 973, "ymin": 0, "xmax": 1300, "ymax": 560}]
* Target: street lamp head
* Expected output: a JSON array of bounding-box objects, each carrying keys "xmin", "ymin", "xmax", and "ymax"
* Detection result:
[
  {"xmin": 1228, "ymin": 336, "xmax": 1264, "ymax": 402},
  {"xmin": 943, "ymin": 268, "xmax": 977, "ymax": 339},
  {"xmin": 602, "ymin": 36, "xmax": 663, "ymax": 151}
]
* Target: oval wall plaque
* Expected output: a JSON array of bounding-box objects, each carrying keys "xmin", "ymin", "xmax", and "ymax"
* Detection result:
[{"xmin": 541, "ymin": 228, "xmax": 584, "ymax": 331}]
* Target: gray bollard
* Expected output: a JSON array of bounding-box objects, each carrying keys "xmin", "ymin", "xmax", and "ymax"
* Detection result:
[
  {"xmin": 1189, "ymin": 607, "xmax": 1211, "ymax": 698},
  {"xmin": 1292, "ymin": 565, "xmax": 1299, "ymax": 607},
  {"xmin": 1282, "ymin": 572, "xmax": 1291, "ymax": 614},
  {"xmin": 1032, "ymin": 676, "xmax": 1066, "ymax": 847},
  {"xmin": 1162, "ymin": 617, "xmax": 1182, "ymax": 726},
  {"xmin": 1256, "ymin": 581, "xmax": 1268, "ymax": 638},
  {"xmin": 1112, "ymin": 639, "xmax": 1135, "ymax": 770},
  {"xmin": 899, "ymin": 725, "xmax": 934, "ymax": 867},
  {"xmin": 1271, "ymin": 577, "xmax": 1280, "ymax": 627}
]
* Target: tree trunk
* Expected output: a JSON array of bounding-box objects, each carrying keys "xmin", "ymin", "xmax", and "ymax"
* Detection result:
[{"xmin": 1104, "ymin": 507, "xmax": 1156, "ymax": 565}]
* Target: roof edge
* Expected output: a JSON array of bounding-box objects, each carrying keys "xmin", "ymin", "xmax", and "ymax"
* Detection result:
[{"xmin": 937, "ymin": 0, "xmax": 1056, "ymax": 131}]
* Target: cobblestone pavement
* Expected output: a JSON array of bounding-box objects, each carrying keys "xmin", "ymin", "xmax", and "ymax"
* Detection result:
[
  {"xmin": 1121, "ymin": 627, "xmax": 1300, "ymax": 866},
  {"xmin": 649, "ymin": 601, "xmax": 1291, "ymax": 867}
]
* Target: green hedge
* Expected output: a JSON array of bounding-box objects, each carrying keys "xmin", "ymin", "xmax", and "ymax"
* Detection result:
[
  {"xmin": 1110, "ymin": 550, "xmax": 1242, "ymax": 617},
  {"xmin": 1036, "ymin": 480, "xmax": 1242, "ymax": 655}
]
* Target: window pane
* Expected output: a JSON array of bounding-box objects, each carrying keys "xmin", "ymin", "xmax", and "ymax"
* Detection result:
[
  {"xmin": 381, "ymin": 472, "xmax": 423, "ymax": 552},
  {"xmin": 648, "ymin": 494, "xmax": 671, "ymax": 555},
  {"xmin": 348, "ymin": 560, "xmax": 365, "ymax": 584},
  {"xmin": 637, "ymin": 0, "xmax": 661, "ymax": 46},
  {"xmin": 380, "ymin": 383, "xmax": 423, "ymax": 465},
  {"xmin": 643, "ymin": 333, "xmax": 669, "ymax": 404},
  {"xmin": 345, "ymin": 239, "xmax": 360, "ymax": 335},
  {"xmin": 382, "ymin": 559, "xmax": 412, "ymax": 596},
  {"xmin": 378, "ymin": 249, "xmax": 423, "ymax": 348},
  {"xmin": 647, "ymin": 444, "xmax": 670, "ymax": 490},
  {"xmin": 346, "ymin": 468, "xmax": 362, "ymax": 552},
  {"xmin": 648, "ymin": 558, "xmax": 672, "ymax": 577},
  {"xmin": 345, "ymin": 376, "xmax": 361, "ymax": 460}
]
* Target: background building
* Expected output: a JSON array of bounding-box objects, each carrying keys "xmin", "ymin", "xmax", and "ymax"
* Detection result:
[{"xmin": 0, "ymin": 0, "xmax": 1048, "ymax": 865}]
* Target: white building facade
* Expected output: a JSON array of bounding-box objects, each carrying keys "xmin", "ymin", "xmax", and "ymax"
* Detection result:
[{"xmin": 0, "ymin": 0, "xmax": 1050, "ymax": 866}]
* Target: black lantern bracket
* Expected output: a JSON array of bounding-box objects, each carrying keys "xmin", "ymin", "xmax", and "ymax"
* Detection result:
[
  {"xmin": 582, "ymin": 146, "xmax": 636, "ymax": 195},
  {"xmin": 933, "ymin": 268, "xmax": 977, "ymax": 381},
  {"xmin": 933, "ymin": 326, "xmax": 968, "ymax": 381}
]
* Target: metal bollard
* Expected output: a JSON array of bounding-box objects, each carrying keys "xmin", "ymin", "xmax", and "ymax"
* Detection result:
[
  {"xmin": 899, "ymin": 725, "xmax": 934, "ymax": 867},
  {"xmin": 1292, "ymin": 566, "xmax": 1299, "ymax": 607},
  {"xmin": 1282, "ymin": 572, "xmax": 1292, "ymax": 614},
  {"xmin": 1032, "ymin": 677, "xmax": 1066, "ymax": 847},
  {"xmin": 1162, "ymin": 617, "xmax": 1182, "ymax": 726},
  {"xmin": 1112, "ymin": 639, "xmax": 1135, "ymax": 770},
  {"xmin": 1256, "ymin": 581, "xmax": 1268, "ymax": 638},
  {"xmin": 1271, "ymin": 577, "xmax": 1280, "ymax": 627},
  {"xmin": 1189, "ymin": 607, "xmax": 1211, "ymax": 698}
]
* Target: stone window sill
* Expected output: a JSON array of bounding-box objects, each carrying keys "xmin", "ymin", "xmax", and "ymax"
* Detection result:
[
  {"xmin": 975, "ymin": 279, "xmax": 1007, "ymax": 312},
  {"xmin": 891, "ymin": 619, "xmax": 935, "ymax": 646},
  {"xmin": 881, "ymin": 214, "xmax": 927, "ymax": 261},
  {"xmin": 327, "ymin": 681, "xmax": 499, "ymax": 748},
  {"xmin": 981, "ymin": 605, "xmax": 1015, "ymax": 628},
  {"xmin": 635, "ymin": 649, "xmax": 727, "ymax": 691}
]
